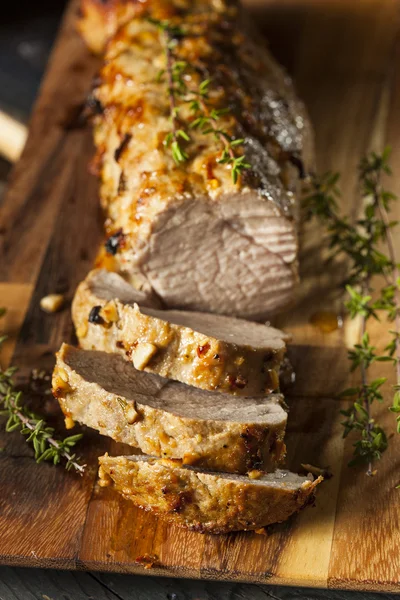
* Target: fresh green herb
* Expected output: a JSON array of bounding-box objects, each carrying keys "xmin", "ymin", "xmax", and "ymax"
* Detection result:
[
  {"xmin": 304, "ymin": 148, "xmax": 400, "ymax": 475},
  {"xmin": 149, "ymin": 18, "xmax": 251, "ymax": 182},
  {"xmin": 0, "ymin": 311, "xmax": 85, "ymax": 474},
  {"xmin": 188, "ymin": 78, "xmax": 251, "ymax": 184},
  {"xmin": 148, "ymin": 18, "xmax": 189, "ymax": 165}
]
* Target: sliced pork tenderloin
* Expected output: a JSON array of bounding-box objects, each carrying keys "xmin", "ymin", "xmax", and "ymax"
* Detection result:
[
  {"xmin": 81, "ymin": 0, "xmax": 314, "ymax": 319},
  {"xmin": 73, "ymin": 269, "xmax": 289, "ymax": 396},
  {"xmin": 98, "ymin": 454, "xmax": 321, "ymax": 533},
  {"xmin": 53, "ymin": 344, "xmax": 287, "ymax": 473}
]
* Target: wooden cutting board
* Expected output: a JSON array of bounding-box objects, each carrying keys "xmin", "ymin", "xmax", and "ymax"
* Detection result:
[{"xmin": 1, "ymin": 0, "xmax": 400, "ymax": 591}]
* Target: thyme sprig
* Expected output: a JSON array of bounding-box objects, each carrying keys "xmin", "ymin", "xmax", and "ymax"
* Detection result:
[
  {"xmin": 0, "ymin": 314, "xmax": 86, "ymax": 474},
  {"xmin": 149, "ymin": 18, "xmax": 250, "ymax": 182},
  {"xmin": 189, "ymin": 80, "xmax": 251, "ymax": 184},
  {"xmin": 304, "ymin": 148, "xmax": 400, "ymax": 475},
  {"xmin": 149, "ymin": 18, "xmax": 189, "ymax": 164}
]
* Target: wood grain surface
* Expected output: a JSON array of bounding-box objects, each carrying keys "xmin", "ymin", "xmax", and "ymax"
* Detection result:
[
  {"xmin": 0, "ymin": 0, "xmax": 400, "ymax": 592},
  {"xmin": 1, "ymin": 566, "xmax": 397, "ymax": 600}
]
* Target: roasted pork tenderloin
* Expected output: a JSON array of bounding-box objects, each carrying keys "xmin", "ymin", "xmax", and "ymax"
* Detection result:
[
  {"xmin": 98, "ymin": 454, "xmax": 321, "ymax": 533},
  {"xmin": 53, "ymin": 344, "xmax": 287, "ymax": 473},
  {"xmin": 80, "ymin": 0, "xmax": 314, "ymax": 320},
  {"xmin": 50, "ymin": 0, "xmax": 321, "ymax": 534},
  {"xmin": 73, "ymin": 269, "xmax": 289, "ymax": 396}
]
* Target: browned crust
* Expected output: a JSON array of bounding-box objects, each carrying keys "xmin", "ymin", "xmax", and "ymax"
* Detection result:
[
  {"xmin": 72, "ymin": 269, "xmax": 287, "ymax": 396},
  {"xmin": 53, "ymin": 343, "xmax": 287, "ymax": 473},
  {"xmin": 77, "ymin": 0, "xmax": 314, "ymax": 319},
  {"xmin": 98, "ymin": 455, "xmax": 322, "ymax": 533},
  {"xmin": 78, "ymin": 0, "xmax": 144, "ymax": 54}
]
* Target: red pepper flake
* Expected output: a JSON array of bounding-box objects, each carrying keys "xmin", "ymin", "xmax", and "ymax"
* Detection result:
[
  {"xmin": 205, "ymin": 157, "xmax": 215, "ymax": 180},
  {"xmin": 197, "ymin": 342, "xmax": 210, "ymax": 358},
  {"xmin": 88, "ymin": 148, "xmax": 104, "ymax": 176},
  {"xmin": 125, "ymin": 341, "xmax": 138, "ymax": 359},
  {"xmin": 289, "ymin": 154, "xmax": 306, "ymax": 179},
  {"xmin": 170, "ymin": 491, "xmax": 192, "ymax": 513}
]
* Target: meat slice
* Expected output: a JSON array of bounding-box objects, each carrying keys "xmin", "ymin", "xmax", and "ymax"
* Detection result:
[
  {"xmin": 81, "ymin": 0, "xmax": 314, "ymax": 319},
  {"xmin": 54, "ymin": 344, "xmax": 287, "ymax": 473},
  {"xmin": 73, "ymin": 269, "xmax": 289, "ymax": 396},
  {"xmin": 98, "ymin": 454, "xmax": 321, "ymax": 533}
]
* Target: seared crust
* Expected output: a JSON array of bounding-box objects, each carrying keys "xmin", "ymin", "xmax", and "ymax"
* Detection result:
[
  {"xmin": 78, "ymin": 0, "xmax": 143, "ymax": 54},
  {"xmin": 79, "ymin": 0, "xmax": 314, "ymax": 319},
  {"xmin": 78, "ymin": 0, "xmax": 228, "ymax": 55},
  {"xmin": 98, "ymin": 454, "xmax": 322, "ymax": 533},
  {"xmin": 73, "ymin": 269, "xmax": 288, "ymax": 396},
  {"xmin": 53, "ymin": 344, "xmax": 287, "ymax": 473}
]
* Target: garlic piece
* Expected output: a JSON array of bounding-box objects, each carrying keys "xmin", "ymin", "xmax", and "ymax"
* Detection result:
[
  {"xmin": 64, "ymin": 416, "xmax": 75, "ymax": 429},
  {"xmin": 125, "ymin": 404, "xmax": 139, "ymax": 425},
  {"xmin": 248, "ymin": 470, "xmax": 263, "ymax": 480},
  {"xmin": 132, "ymin": 342, "xmax": 158, "ymax": 370},
  {"xmin": 98, "ymin": 465, "xmax": 112, "ymax": 487},
  {"xmin": 58, "ymin": 368, "xmax": 69, "ymax": 383},
  {"xmin": 52, "ymin": 375, "xmax": 72, "ymax": 396},
  {"xmin": 40, "ymin": 294, "xmax": 64, "ymax": 314},
  {"xmin": 101, "ymin": 300, "xmax": 119, "ymax": 324},
  {"xmin": 76, "ymin": 322, "xmax": 88, "ymax": 339},
  {"xmin": 182, "ymin": 452, "xmax": 201, "ymax": 465}
]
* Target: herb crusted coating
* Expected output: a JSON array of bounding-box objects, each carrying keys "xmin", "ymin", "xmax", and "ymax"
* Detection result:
[
  {"xmin": 72, "ymin": 269, "xmax": 289, "ymax": 396},
  {"xmin": 53, "ymin": 344, "xmax": 287, "ymax": 474},
  {"xmin": 98, "ymin": 454, "xmax": 321, "ymax": 533},
  {"xmin": 81, "ymin": 0, "xmax": 314, "ymax": 319}
]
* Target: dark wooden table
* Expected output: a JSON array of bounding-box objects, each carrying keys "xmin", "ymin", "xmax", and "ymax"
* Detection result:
[
  {"xmin": 0, "ymin": 567, "xmax": 397, "ymax": 600},
  {"xmin": 0, "ymin": 2, "xmax": 399, "ymax": 599}
]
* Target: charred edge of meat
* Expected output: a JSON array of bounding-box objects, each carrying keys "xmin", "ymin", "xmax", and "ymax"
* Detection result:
[
  {"xmin": 118, "ymin": 172, "xmax": 127, "ymax": 193},
  {"xmin": 84, "ymin": 93, "xmax": 104, "ymax": 119},
  {"xmin": 293, "ymin": 487, "xmax": 318, "ymax": 509},
  {"xmin": 289, "ymin": 154, "xmax": 306, "ymax": 179},
  {"xmin": 105, "ymin": 229, "xmax": 125, "ymax": 255},
  {"xmin": 269, "ymin": 431, "xmax": 286, "ymax": 464},
  {"xmin": 88, "ymin": 305, "xmax": 104, "ymax": 324},
  {"xmin": 88, "ymin": 149, "xmax": 104, "ymax": 177},
  {"xmin": 263, "ymin": 351, "xmax": 274, "ymax": 363},
  {"xmin": 228, "ymin": 374, "xmax": 248, "ymax": 390},
  {"xmin": 169, "ymin": 491, "xmax": 193, "ymax": 513},
  {"xmin": 91, "ymin": 75, "xmax": 102, "ymax": 90},
  {"xmin": 241, "ymin": 426, "xmax": 269, "ymax": 471},
  {"xmin": 114, "ymin": 133, "xmax": 132, "ymax": 162},
  {"xmin": 161, "ymin": 486, "xmax": 193, "ymax": 513},
  {"xmin": 59, "ymin": 102, "xmax": 88, "ymax": 130}
]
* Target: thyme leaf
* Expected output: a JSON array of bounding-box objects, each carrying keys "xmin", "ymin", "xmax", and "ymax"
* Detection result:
[
  {"xmin": 0, "ymin": 311, "xmax": 86, "ymax": 475},
  {"xmin": 304, "ymin": 148, "xmax": 400, "ymax": 475},
  {"xmin": 149, "ymin": 18, "xmax": 251, "ymax": 182}
]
